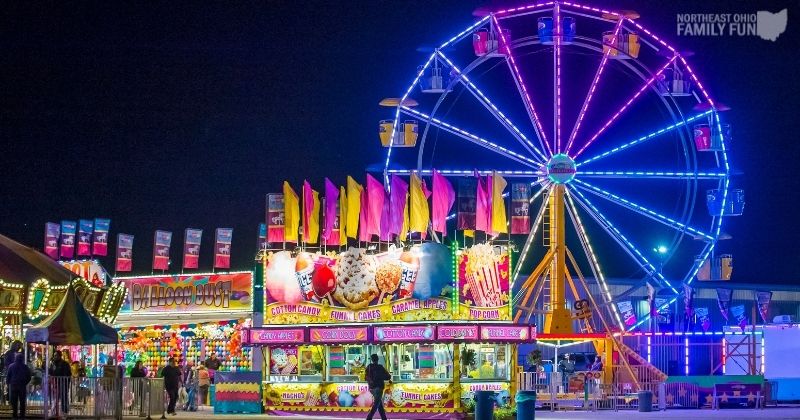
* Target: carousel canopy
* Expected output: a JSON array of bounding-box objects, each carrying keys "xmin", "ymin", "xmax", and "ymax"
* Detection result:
[
  {"xmin": 26, "ymin": 284, "xmax": 118, "ymax": 345},
  {"xmin": 0, "ymin": 234, "xmax": 77, "ymax": 286}
]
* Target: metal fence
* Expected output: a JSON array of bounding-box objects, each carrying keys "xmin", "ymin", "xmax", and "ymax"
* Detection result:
[{"xmin": 0, "ymin": 376, "xmax": 166, "ymax": 419}]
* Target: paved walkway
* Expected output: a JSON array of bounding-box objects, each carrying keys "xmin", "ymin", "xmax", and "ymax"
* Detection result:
[{"xmin": 135, "ymin": 407, "xmax": 800, "ymax": 420}]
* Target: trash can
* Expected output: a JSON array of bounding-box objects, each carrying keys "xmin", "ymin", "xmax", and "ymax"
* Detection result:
[
  {"xmin": 474, "ymin": 390, "xmax": 495, "ymax": 420},
  {"xmin": 638, "ymin": 390, "xmax": 653, "ymax": 412},
  {"xmin": 515, "ymin": 390, "xmax": 536, "ymax": 419}
]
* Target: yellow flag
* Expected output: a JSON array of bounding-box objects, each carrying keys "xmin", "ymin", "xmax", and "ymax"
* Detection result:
[
  {"xmin": 345, "ymin": 176, "xmax": 363, "ymax": 239},
  {"xmin": 409, "ymin": 173, "xmax": 430, "ymax": 233},
  {"xmin": 491, "ymin": 172, "xmax": 508, "ymax": 234},
  {"xmin": 400, "ymin": 194, "xmax": 409, "ymax": 240},
  {"xmin": 339, "ymin": 186, "xmax": 347, "ymax": 245},
  {"xmin": 307, "ymin": 188, "xmax": 321, "ymax": 244},
  {"xmin": 283, "ymin": 181, "xmax": 300, "ymax": 242},
  {"xmin": 464, "ymin": 229, "xmax": 475, "ymax": 238}
]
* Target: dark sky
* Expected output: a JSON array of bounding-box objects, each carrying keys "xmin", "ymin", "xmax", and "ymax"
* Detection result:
[{"xmin": 1, "ymin": 1, "xmax": 799, "ymax": 282}]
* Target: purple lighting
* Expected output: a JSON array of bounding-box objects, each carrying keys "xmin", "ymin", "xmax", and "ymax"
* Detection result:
[
  {"xmin": 573, "ymin": 56, "xmax": 677, "ymax": 159},
  {"xmin": 554, "ymin": 2, "xmax": 562, "ymax": 153},
  {"xmin": 492, "ymin": 15, "xmax": 552, "ymax": 157}
]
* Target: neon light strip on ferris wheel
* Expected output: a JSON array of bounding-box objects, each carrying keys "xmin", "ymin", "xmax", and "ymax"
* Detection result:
[
  {"xmin": 554, "ymin": 2, "xmax": 563, "ymax": 153},
  {"xmin": 573, "ymin": 56, "xmax": 677, "ymax": 159},
  {"xmin": 568, "ymin": 185, "xmax": 678, "ymax": 294},
  {"xmin": 565, "ymin": 19, "xmax": 623, "ymax": 154},
  {"xmin": 436, "ymin": 52, "xmax": 547, "ymax": 162},
  {"xmin": 492, "ymin": 15, "xmax": 552, "ymax": 157},
  {"xmin": 572, "ymin": 178, "xmax": 714, "ymax": 241}
]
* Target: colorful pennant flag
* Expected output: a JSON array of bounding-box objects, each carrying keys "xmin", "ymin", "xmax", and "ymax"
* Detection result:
[
  {"xmin": 409, "ymin": 173, "xmax": 430, "ymax": 234},
  {"xmin": 510, "ymin": 183, "xmax": 531, "ymax": 234},
  {"xmin": 617, "ymin": 301, "xmax": 637, "ymax": 327},
  {"xmin": 389, "ymin": 175, "xmax": 409, "ymax": 238},
  {"xmin": 44, "ymin": 222, "xmax": 60, "ymax": 260},
  {"xmin": 116, "ymin": 234, "xmax": 134, "ymax": 272},
  {"xmin": 365, "ymin": 174, "xmax": 385, "ymax": 239},
  {"xmin": 490, "ymin": 172, "xmax": 508, "ymax": 235},
  {"xmin": 183, "ymin": 228, "xmax": 202, "ymax": 269},
  {"xmin": 716, "ymin": 288, "xmax": 732, "ymax": 321},
  {"xmin": 303, "ymin": 181, "xmax": 321, "ymax": 244},
  {"xmin": 475, "ymin": 173, "xmax": 490, "ymax": 233},
  {"xmin": 731, "ymin": 304, "xmax": 748, "ymax": 329},
  {"xmin": 755, "ymin": 291, "xmax": 772, "ymax": 323},
  {"xmin": 345, "ymin": 176, "xmax": 362, "ymax": 239},
  {"xmin": 647, "ymin": 283, "xmax": 658, "ymax": 316},
  {"xmin": 683, "ymin": 282, "xmax": 694, "ymax": 321},
  {"xmin": 431, "ymin": 170, "xmax": 455, "ymax": 235},
  {"xmin": 152, "ymin": 230, "xmax": 172, "ymax": 271},
  {"xmin": 359, "ymin": 189, "xmax": 370, "ymax": 242},
  {"xmin": 379, "ymin": 195, "xmax": 392, "ymax": 241},
  {"xmin": 283, "ymin": 182, "xmax": 300, "ymax": 243},
  {"xmin": 214, "ymin": 228, "xmax": 233, "ymax": 269},
  {"xmin": 457, "ymin": 178, "xmax": 477, "ymax": 231},
  {"xmin": 77, "ymin": 219, "xmax": 93, "ymax": 256},
  {"xmin": 338, "ymin": 186, "xmax": 347, "ymax": 245},
  {"xmin": 695, "ymin": 307, "xmax": 711, "ymax": 332},
  {"xmin": 267, "ymin": 194, "xmax": 285, "ymax": 243},
  {"xmin": 323, "ymin": 178, "xmax": 338, "ymax": 244},
  {"xmin": 60, "ymin": 220, "xmax": 77, "ymax": 259},
  {"xmin": 92, "ymin": 218, "xmax": 111, "ymax": 256}
]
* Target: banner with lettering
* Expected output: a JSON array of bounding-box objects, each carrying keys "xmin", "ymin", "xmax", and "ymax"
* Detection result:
[
  {"xmin": 263, "ymin": 382, "xmax": 455, "ymax": 410},
  {"xmin": 152, "ymin": 230, "xmax": 172, "ymax": 271},
  {"xmin": 44, "ymin": 222, "xmax": 60, "ymax": 260},
  {"xmin": 267, "ymin": 194, "xmax": 285, "ymax": 243},
  {"xmin": 617, "ymin": 301, "xmax": 637, "ymax": 327},
  {"xmin": 510, "ymin": 183, "xmax": 530, "ymax": 234},
  {"xmin": 214, "ymin": 228, "xmax": 233, "ymax": 269},
  {"xmin": 716, "ymin": 288, "xmax": 732, "ymax": 321},
  {"xmin": 731, "ymin": 304, "xmax": 748, "ymax": 329},
  {"xmin": 116, "ymin": 234, "xmax": 134, "ymax": 272},
  {"xmin": 258, "ymin": 223, "xmax": 267, "ymax": 252},
  {"xmin": 457, "ymin": 244, "xmax": 511, "ymax": 320},
  {"xmin": 695, "ymin": 307, "xmax": 711, "ymax": 332},
  {"xmin": 77, "ymin": 219, "xmax": 94, "ymax": 256},
  {"xmin": 654, "ymin": 297, "xmax": 672, "ymax": 324},
  {"xmin": 60, "ymin": 260, "xmax": 109, "ymax": 287},
  {"xmin": 264, "ymin": 244, "xmax": 454, "ymax": 324},
  {"xmin": 183, "ymin": 228, "xmax": 202, "ymax": 269},
  {"xmin": 60, "ymin": 220, "xmax": 77, "ymax": 259},
  {"xmin": 755, "ymin": 291, "xmax": 772, "ymax": 323},
  {"xmin": 457, "ymin": 178, "xmax": 476, "ymax": 230},
  {"xmin": 92, "ymin": 218, "xmax": 111, "ymax": 256},
  {"xmin": 117, "ymin": 272, "xmax": 253, "ymax": 314}
]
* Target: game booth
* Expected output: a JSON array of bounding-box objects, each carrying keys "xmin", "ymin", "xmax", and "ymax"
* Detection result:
[
  {"xmin": 244, "ymin": 243, "xmax": 536, "ymax": 416},
  {"xmin": 113, "ymin": 271, "xmax": 255, "ymax": 376}
]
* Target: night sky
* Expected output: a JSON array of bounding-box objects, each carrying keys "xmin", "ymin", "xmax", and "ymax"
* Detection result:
[{"xmin": 1, "ymin": 1, "xmax": 798, "ymax": 283}]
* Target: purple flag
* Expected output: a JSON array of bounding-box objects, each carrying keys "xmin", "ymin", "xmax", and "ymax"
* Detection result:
[
  {"xmin": 683, "ymin": 282, "xmax": 694, "ymax": 320},
  {"xmin": 323, "ymin": 178, "xmax": 339, "ymax": 242},
  {"xmin": 475, "ymin": 173, "xmax": 490, "ymax": 233},
  {"xmin": 379, "ymin": 196, "xmax": 392, "ymax": 241},
  {"xmin": 365, "ymin": 174, "xmax": 385, "ymax": 238},
  {"xmin": 389, "ymin": 175, "xmax": 409, "ymax": 236},
  {"xmin": 731, "ymin": 304, "xmax": 748, "ymax": 329},
  {"xmin": 44, "ymin": 222, "xmax": 60, "ymax": 259},
  {"xmin": 431, "ymin": 170, "xmax": 455, "ymax": 235}
]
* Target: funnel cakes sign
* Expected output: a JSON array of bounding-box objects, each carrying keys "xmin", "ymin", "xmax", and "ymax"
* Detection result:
[{"xmin": 264, "ymin": 244, "xmax": 455, "ymax": 324}]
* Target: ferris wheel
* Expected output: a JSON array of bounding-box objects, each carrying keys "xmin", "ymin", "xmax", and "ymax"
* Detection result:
[{"xmin": 378, "ymin": 1, "xmax": 744, "ymax": 333}]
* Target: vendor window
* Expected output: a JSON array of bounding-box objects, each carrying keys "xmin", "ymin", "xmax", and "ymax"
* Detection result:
[
  {"xmin": 461, "ymin": 344, "xmax": 509, "ymax": 380},
  {"xmin": 386, "ymin": 343, "xmax": 453, "ymax": 381},
  {"xmin": 267, "ymin": 345, "xmax": 324, "ymax": 382}
]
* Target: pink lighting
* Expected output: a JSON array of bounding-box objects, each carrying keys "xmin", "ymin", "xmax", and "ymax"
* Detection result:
[
  {"xmin": 573, "ymin": 56, "xmax": 677, "ymax": 158},
  {"xmin": 492, "ymin": 15, "xmax": 552, "ymax": 157}
]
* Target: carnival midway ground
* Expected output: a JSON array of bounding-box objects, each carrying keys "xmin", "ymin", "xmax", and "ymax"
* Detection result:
[{"xmin": 122, "ymin": 407, "xmax": 800, "ymax": 420}]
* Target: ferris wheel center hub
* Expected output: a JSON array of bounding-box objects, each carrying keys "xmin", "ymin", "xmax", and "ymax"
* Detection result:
[{"xmin": 546, "ymin": 154, "xmax": 577, "ymax": 184}]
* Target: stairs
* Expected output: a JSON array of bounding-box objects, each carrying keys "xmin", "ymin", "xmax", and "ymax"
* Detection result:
[{"xmin": 615, "ymin": 340, "xmax": 668, "ymax": 383}]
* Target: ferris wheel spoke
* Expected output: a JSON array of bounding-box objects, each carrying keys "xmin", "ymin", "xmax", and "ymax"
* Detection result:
[
  {"xmin": 565, "ymin": 19, "xmax": 623, "ymax": 154},
  {"xmin": 577, "ymin": 170, "xmax": 726, "ymax": 180},
  {"xmin": 568, "ymin": 185, "xmax": 679, "ymax": 294},
  {"xmin": 437, "ymin": 51, "xmax": 547, "ymax": 162},
  {"xmin": 385, "ymin": 168, "xmax": 545, "ymax": 178},
  {"xmin": 553, "ymin": 3, "xmax": 562, "ymax": 153},
  {"xmin": 575, "ymin": 110, "xmax": 713, "ymax": 167},
  {"xmin": 492, "ymin": 16, "xmax": 552, "ymax": 157},
  {"xmin": 400, "ymin": 106, "xmax": 541, "ymax": 168},
  {"xmin": 564, "ymin": 190, "xmax": 625, "ymax": 330},
  {"xmin": 511, "ymin": 188, "xmax": 552, "ymax": 284},
  {"xmin": 572, "ymin": 56, "xmax": 678, "ymax": 159},
  {"xmin": 573, "ymin": 179, "xmax": 714, "ymax": 241}
]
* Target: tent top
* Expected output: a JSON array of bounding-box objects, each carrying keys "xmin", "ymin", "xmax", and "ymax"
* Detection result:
[
  {"xmin": 0, "ymin": 234, "xmax": 77, "ymax": 286},
  {"xmin": 26, "ymin": 284, "xmax": 118, "ymax": 345}
]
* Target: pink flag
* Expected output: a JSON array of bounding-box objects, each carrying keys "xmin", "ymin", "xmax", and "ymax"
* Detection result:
[
  {"xmin": 303, "ymin": 181, "xmax": 313, "ymax": 240},
  {"xmin": 323, "ymin": 178, "xmax": 338, "ymax": 242},
  {"xmin": 389, "ymin": 175, "xmax": 409, "ymax": 236},
  {"xmin": 431, "ymin": 170, "xmax": 455, "ymax": 235},
  {"xmin": 475, "ymin": 173, "xmax": 491, "ymax": 233},
  {"xmin": 379, "ymin": 196, "xmax": 392, "ymax": 241},
  {"xmin": 359, "ymin": 190, "xmax": 370, "ymax": 242},
  {"xmin": 365, "ymin": 174, "xmax": 385, "ymax": 238}
]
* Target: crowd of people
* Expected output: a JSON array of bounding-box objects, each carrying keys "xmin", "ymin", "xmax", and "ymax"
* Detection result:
[{"xmin": 0, "ymin": 340, "xmax": 224, "ymax": 419}]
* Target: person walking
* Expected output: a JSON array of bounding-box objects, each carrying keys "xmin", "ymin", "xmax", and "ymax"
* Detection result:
[
  {"xmin": 160, "ymin": 358, "xmax": 182, "ymax": 416},
  {"xmin": 6, "ymin": 353, "xmax": 31, "ymax": 419},
  {"xmin": 49, "ymin": 350, "xmax": 72, "ymax": 416},
  {"xmin": 364, "ymin": 354, "xmax": 391, "ymax": 420},
  {"xmin": 204, "ymin": 353, "xmax": 221, "ymax": 384},
  {"xmin": 196, "ymin": 364, "xmax": 210, "ymax": 406}
]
